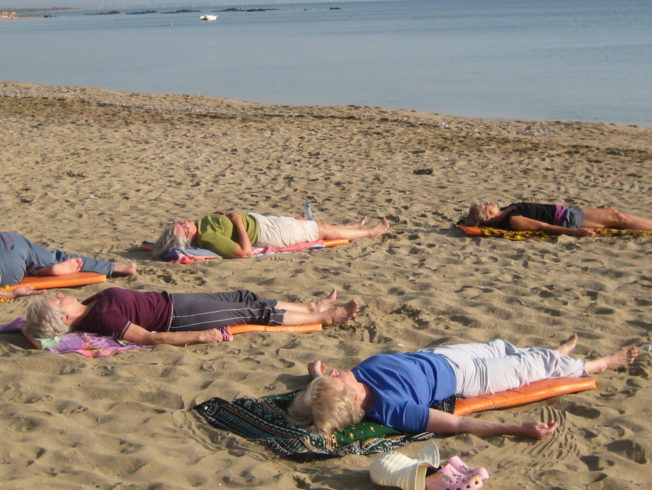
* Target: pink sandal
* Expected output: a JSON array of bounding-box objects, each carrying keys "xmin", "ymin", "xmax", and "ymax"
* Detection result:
[
  {"xmin": 425, "ymin": 462, "xmax": 485, "ymax": 490},
  {"xmin": 447, "ymin": 455, "xmax": 490, "ymax": 481}
]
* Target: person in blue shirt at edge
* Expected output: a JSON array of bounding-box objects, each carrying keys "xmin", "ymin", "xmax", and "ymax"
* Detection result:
[
  {"xmin": 0, "ymin": 232, "xmax": 136, "ymax": 301},
  {"xmin": 152, "ymin": 210, "xmax": 390, "ymax": 259},
  {"xmin": 287, "ymin": 335, "xmax": 639, "ymax": 439},
  {"xmin": 464, "ymin": 202, "xmax": 652, "ymax": 237}
]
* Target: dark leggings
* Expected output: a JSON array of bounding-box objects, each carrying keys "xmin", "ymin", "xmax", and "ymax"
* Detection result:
[{"xmin": 169, "ymin": 290, "xmax": 286, "ymax": 331}]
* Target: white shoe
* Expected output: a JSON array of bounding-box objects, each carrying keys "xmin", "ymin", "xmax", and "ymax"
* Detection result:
[{"xmin": 369, "ymin": 451, "xmax": 437, "ymax": 490}]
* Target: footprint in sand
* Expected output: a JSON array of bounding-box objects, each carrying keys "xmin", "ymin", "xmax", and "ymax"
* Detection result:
[
  {"xmin": 580, "ymin": 454, "xmax": 614, "ymax": 471},
  {"xmin": 606, "ymin": 439, "xmax": 647, "ymax": 464},
  {"xmin": 565, "ymin": 403, "xmax": 601, "ymax": 420},
  {"xmin": 119, "ymin": 439, "xmax": 144, "ymax": 455}
]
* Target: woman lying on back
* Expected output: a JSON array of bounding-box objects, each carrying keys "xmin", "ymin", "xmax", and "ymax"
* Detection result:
[
  {"xmin": 464, "ymin": 202, "xmax": 652, "ymax": 237},
  {"xmin": 153, "ymin": 211, "xmax": 390, "ymax": 259},
  {"xmin": 288, "ymin": 335, "xmax": 639, "ymax": 439}
]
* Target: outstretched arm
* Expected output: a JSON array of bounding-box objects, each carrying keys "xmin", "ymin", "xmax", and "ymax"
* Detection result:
[
  {"xmin": 123, "ymin": 323, "xmax": 224, "ymax": 346},
  {"xmin": 426, "ymin": 408, "xmax": 558, "ymax": 440},
  {"xmin": 0, "ymin": 286, "xmax": 44, "ymax": 300},
  {"xmin": 509, "ymin": 215, "xmax": 595, "ymax": 237}
]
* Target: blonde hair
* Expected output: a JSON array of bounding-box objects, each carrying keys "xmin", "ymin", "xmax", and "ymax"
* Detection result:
[
  {"xmin": 24, "ymin": 296, "xmax": 70, "ymax": 339},
  {"xmin": 152, "ymin": 222, "xmax": 192, "ymax": 258},
  {"xmin": 464, "ymin": 203, "xmax": 485, "ymax": 226},
  {"xmin": 287, "ymin": 376, "xmax": 364, "ymax": 434}
]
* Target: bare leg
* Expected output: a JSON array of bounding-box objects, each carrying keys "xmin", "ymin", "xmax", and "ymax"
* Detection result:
[
  {"xmin": 36, "ymin": 257, "xmax": 83, "ymax": 276},
  {"xmin": 343, "ymin": 217, "xmax": 368, "ymax": 229},
  {"xmin": 556, "ymin": 333, "xmax": 578, "ymax": 356},
  {"xmin": 585, "ymin": 345, "xmax": 639, "ymax": 374},
  {"xmin": 282, "ymin": 299, "xmax": 359, "ymax": 326},
  {"xmin": 113, "ymin": 263, "xmax": 138, "ymax": 276},
  {"xmin": 582, "ymin": 207, "xmax": 652, "ymax": 230},
  {"xmin": 316, "ymin": 218, "xmax": 390, "ymax": 241},
  {"xmin": 276, "ymin": 289, "xmax": 337, "ymax": 314}
]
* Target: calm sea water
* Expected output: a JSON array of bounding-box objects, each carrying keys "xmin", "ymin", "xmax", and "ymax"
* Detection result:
[{"xmin": 2, "ymin": 0, "xmax": 651, "ymax": 126}]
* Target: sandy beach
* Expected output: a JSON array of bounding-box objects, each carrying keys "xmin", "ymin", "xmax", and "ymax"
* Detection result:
[{"xmin": 0, "ymin": 81, "xmax": 650, "ymax": 489}]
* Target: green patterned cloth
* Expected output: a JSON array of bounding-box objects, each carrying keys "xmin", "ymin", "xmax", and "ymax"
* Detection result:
[
  {"xmin": 458, "ymin": 223, "xmax": 652, "ymax": 241},
  {"xmin": 194, "ymin": 391, "xmax": 455, "ymax": 461}
]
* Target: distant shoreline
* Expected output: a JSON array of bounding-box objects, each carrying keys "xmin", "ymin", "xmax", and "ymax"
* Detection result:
[
  {"xmin": 11, "ymin": 8, "xmax": 79, "ymax": 12},
  {"xmin": 9, "ymin": 7, "xmax": 81, "ymax": 14}
]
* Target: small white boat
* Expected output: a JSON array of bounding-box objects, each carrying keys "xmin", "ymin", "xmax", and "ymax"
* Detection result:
[{"xmin": 200, "ymin": 14, "xmax": 218, "ymax": 21}]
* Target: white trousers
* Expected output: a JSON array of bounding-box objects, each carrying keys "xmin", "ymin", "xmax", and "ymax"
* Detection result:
[
  {"xmin": 250, "ymin": 213, "xmax": 319, "ymax": 248},
  {"xmin": 420, "ymin": 339, "xmax": 586, "ymax": 397}
]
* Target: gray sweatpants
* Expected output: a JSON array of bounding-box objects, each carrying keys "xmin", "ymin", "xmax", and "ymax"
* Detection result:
[
  {"xmin": 421, "ymin": 339, "xmax": 586, "ymax": 397},
  {"xmin": 169, "ymin": 290, "xmax": 286, "ymax": 331}
]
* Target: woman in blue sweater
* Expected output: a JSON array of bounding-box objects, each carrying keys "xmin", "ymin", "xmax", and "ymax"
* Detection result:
[{"xmin": 288, "ymin": 335, "xmax": 639, "ymax": 439}]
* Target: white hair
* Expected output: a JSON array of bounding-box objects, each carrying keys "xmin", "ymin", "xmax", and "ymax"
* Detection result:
[
  {"xmin": 24, "ymin": 296, "xmax": 70, "ymax": 339},
  {"xmin": 287, "ymin": 376, "xmax": 364, "ymax": 434},
  {"xmin": 152, "ymin": 221, "xmax": 192, "ymax": 258}
]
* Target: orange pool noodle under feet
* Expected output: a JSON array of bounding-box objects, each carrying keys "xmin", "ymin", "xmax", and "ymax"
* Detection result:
[
  {"xmin": 227, "ymin": 323, "xmax": 323, "ymax": 335},
  {"xmin": 454, "ymin": 377, "xmax": 597, "ymax": 416}
]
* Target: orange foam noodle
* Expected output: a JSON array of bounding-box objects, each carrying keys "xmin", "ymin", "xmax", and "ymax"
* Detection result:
[
  {"xmin": 453, "ymin": 377, "xmax": 597, "ymax": 416},
  {"xmin": 228, "ymin": 323, "xmax": 322, "ymax": 335},
  {"xmin": 7, "ymin": 272, "xmax": 107, "ymax": 291},
  {"xmin": 323, "ymin": 238, "xmax": 349, "ymax": 247}
]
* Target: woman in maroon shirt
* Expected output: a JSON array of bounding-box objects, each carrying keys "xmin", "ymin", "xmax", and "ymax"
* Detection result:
[{"xmin": 23, "ymin": 287, "xmax": 358, "ymax": 346}]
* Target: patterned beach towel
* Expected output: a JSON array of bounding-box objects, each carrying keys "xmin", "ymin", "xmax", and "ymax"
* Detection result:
[
  {"xmin": 0, "ymin": 317, "xmax": 146, "ymax": 358},
  {"xmin": 142, "ymin": 239, "xmax": 346, "ymax": 264},
  {"xmin": 194, "ymin": 391, "xmax": 455, "ymax": 461},
  {"xmin": 38, "ymin": 332, "xmax": 146, "ymax": 358},
  {"xmin": 457, "ymin": 223, "xmax": 652, "ymax": 241}
]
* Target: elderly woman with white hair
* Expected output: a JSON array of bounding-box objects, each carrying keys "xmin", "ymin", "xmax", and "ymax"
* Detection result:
[
  {"xmin": 152, "ymin": 210, "xmax": 390, "ymax": 259},
  {"xmin": 288, "ymin": 335, "xmax": 639, "ymax": 439},
  {"xmin": 23, "ymin": 287, "xmax": 359, "ymax": 345}
]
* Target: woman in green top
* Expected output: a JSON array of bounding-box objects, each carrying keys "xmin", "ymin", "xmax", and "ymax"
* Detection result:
[{"xmin": 153, "ymin": 211, "xmax": 390, "ymax": 259}]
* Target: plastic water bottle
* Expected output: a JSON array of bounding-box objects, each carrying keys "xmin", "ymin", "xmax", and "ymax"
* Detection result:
[{"xmin": 304, "ymin": 203, "xmax": 314, "ymax": 220}]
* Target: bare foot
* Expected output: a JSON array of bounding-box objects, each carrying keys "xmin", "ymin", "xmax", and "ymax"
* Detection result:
[
  {"xmin": 323, "ymin": 299, "xmax": 360, "ymax": 326},
  {"xmin": 556, "ymin": 333, "xmax": 578, "ymax": 356},
  {"xmin": 585, "ymin": 345, "xmax": 640, "ymax": 374},
  {"xmin": 37, "ymin": 257, "xmax": 83, "ymax": 276},
  {"xmin": 112, "ymin": 263, "xmax": 138, "ymax": 276},
  {"xmin": 310, "ymin": 289, "xmax": 337, "ymax": 313},
  {"xmin": 368, "ymin": 218, "xmax": 391, "ymax": 238}
]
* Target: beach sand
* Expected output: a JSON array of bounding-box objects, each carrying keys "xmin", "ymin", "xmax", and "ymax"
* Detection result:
[{"xmin": 1, "ymin": 81, "xmax": 650, "ymax": 489}]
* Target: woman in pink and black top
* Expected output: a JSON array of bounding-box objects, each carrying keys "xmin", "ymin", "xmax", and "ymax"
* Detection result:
[{"xmin": 465, "ymin": 202, "xmax": 652, "ymax": 237}]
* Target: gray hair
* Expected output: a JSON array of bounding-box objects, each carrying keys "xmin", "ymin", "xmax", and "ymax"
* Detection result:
[
  {"xmin": 464, "ymin": 203, "xmax": 485, "ymax": 226},
  {"xmin": 24, "ymin": 296, "xmax": 71, "ymax": 339},
  {"xmin": 152, "ymin": 221, "xmax": 192, "ymax": 258},
  {"xmin": 287, "ymin": 376, "xmax": 364, "ymax": 434}
]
